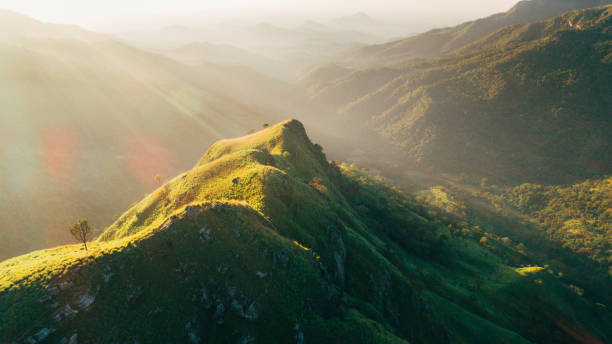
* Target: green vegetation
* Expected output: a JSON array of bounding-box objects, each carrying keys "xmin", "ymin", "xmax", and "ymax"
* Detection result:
[
  {"xmin": 1, "ymin": 120, "xmax": 610, "ymax": 343},
  {"xmin": 339, "ymin": 0, "xmax": 612, "ymax": 66},
  {"xmin": 483, "ymin": 176, "xmax": 612, "ymax": 270},
  {"xmin": 0, "ymin": 11, "xmax": 298, "ymax": 261},
  {"xmin": 68, "ymin": 219, "xmax": 94, "ymax": 251},
  {"xmin": 304, "ymin": 5, "xmax": 612, "ymax": 184},
  {"xmin": 514, "ymin": 266, "xmax": 545, "ymax": 276}
]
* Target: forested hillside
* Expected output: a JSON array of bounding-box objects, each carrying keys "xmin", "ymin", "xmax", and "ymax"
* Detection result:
[
  {"xmin": 2, "ymin": 121, "xmax": 610, "ymax": 343},
  {"xmin": 303, "ymin": 5, "xmax": 612, "ymax": 184},
  {"xmin": 339, "ymin": 0, "xmax": 612, "ymax": 67}
]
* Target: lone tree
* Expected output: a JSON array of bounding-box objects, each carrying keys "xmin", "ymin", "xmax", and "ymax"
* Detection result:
[
  {"xmin": 70, "ymin": 219, "xmax": 94, "ymax": 251},
  {"xmin": 263, "ymin": 123, "xmax": 270, "ymax": 128},
  {"xmin": 154, "ymin": 173, "xmax": 164, "ymax": 185}
]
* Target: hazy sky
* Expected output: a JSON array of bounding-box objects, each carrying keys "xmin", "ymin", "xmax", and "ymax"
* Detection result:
[{"xmin": 0, "ymin": 0, "xmax": 520, "ymax": 29}]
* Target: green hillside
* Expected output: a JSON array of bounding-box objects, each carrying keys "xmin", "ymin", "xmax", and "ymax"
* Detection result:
[
  {"xmin": 481, "ymin": 176, "xmax": 612, "ymax": 271},
  {"xmin": 339, "ymin": 0, "xmax": 612, "ymax": 67},
  {"xmin": 303, "ymin": 5, "xmax": 612, "ymax": 184},
  {"xmin": 2, "ymin": 120, "xmax": 610, "ymax": 343},
  {"xmin": 0, "ymin": 11, "xmax": 307, "ymax": 261}
]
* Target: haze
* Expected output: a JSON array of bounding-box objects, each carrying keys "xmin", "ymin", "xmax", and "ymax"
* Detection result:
[
  {"xmin": 1, "ymin": 0, "xmax": 612, "ymax": 342},
  {"xmin": 0, "ymin": 0, "xmax": 518, "ymax": 30}
]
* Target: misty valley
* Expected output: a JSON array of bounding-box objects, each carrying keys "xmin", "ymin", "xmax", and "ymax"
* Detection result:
[{"xmin": 0, "ymin": 1, "xmax": 611, "ymax": 343}]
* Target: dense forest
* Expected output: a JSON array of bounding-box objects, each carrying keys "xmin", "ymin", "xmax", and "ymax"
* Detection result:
[{"xmin": 485, "ymin": 177, "xmax": 612, "ymax": 271}]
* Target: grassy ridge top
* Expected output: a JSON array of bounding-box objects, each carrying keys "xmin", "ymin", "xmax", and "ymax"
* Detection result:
[
  {"xmin": 100, "ymin": 119, "xmax": 328, "ymax": 241},
  {"xmin": 2, "ymin": 120, "xmax": 611, "ymax": 343}
]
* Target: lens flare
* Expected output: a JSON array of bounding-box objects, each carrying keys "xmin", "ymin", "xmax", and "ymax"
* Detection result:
[
  {"xmin": 41, "ymin": 127, "xmax": 81, "ymax": 182},
  {"xmin": 124, "ymin": 132, "xmax": 177, "ymax": 189}
]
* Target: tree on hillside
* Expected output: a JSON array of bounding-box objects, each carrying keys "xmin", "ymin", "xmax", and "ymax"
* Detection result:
[
  {"xmin": 263, "ymin": 123, "xmax": 270, "ymax": 128},
  {"xmin": 154, "ymin": 173, "xmax": 164, "ymax": 186},
  {"xmin": 69, "ymin": 219, "xmax": 94, "ymax": 251}
]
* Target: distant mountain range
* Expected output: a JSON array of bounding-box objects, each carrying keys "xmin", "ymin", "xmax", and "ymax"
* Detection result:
[
  {"xmin": 331, "ymin": 12, "xmax": 380, "ymax": 27},
  {"xmin": 117, "ymin": 19, "xmax": 385, "ymax": 81},
  {"xmin": 0, "ymin": 9, "xmax": 105, "ymax": 42},
  {"xmin": 303, "ymin": 4, "xmax": 612, "ymax": 184},
  {"xmin": 340, "ymin": 0, "xmax": 612, "ymax": 67}
]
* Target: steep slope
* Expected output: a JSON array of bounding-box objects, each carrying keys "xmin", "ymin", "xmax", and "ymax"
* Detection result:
[
  {"xmin": 0, "ymin": 12, "xmax": 297, "ymax": 261},
  {"xmin": 484, "ymin": 176, "xmax": 612, "ymax": 270},
  {"xmin": 1, "ymin": 120, "xmax": 610, "ymax": 343},
  {"xmin": 304, "ymin": 5, "xmax": 612, "ymax": 184},
  {"xmin": 340, "ymin": 0, "xmax": 612, "ymax": 67}
]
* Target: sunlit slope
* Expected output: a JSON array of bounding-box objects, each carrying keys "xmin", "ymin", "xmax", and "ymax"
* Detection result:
[
  {"xmin": 0, "ymin": 12, "xmax": 292, "ymax": 261},
  {"xmin": 304, "ymin": 5, "xmax": 612, "ymax": 183},
  {"xmin": 488, "ymin": 176, "xmax": 612, "ymax": 269},
  {"xmin": 2, "ymin": 120, "xmax": 610, "ymax": 343},
  {"xmin": 339, "ymin": 0, "xmax": 612, "ymax": 67}
]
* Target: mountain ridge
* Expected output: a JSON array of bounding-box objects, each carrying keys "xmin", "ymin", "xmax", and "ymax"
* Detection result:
[
  {"xmin": 303, "ymin": 5, "xmax": 612, "ymax": 184},
  {"xmin": 337, "ymin": 0, "xmax": 612, "ymax": 67},
  {"xmin": 2, "ymin": 119, "xmax": 610, "ymax": 343}
]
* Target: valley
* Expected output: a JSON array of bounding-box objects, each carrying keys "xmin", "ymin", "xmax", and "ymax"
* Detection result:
[{"xmin": 0, "ymin": 1, "xmax": 610, "ymax": 343}]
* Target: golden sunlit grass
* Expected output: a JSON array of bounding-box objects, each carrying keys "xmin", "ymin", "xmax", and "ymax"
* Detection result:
[
  {"xmin": 2, "ymin": 117, "xmax": 611, "ymax": 343},
  {"xmin": 100, "ymin": 119, "xmax": 329, "ymax": 242},
  {"xmin": 0, "ymin": 240, "xmax": 124, "ymax": 291},
  {"xmin": 514, "ymin": 266, "xmax": 544, "ymax": 276},
  {"xmin": 292, "ymin": 240, "xmax": 310, "ymax": 251}
]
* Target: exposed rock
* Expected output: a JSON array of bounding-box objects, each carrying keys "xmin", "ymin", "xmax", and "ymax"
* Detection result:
[
  {"xmin": 76, "ymin": 289, "xmax": 98, "ymax": 310},
  {"xmin": 333, "ymin": 252, "xmax": 345, "ymax": 287},
  {"xmin": 25, "ymin": 328, "xmax": 55, "ymax": 343},
  {"xmin": 68, "ymin": 333, "xmax": 78, "ymax": 344},
  {"xmin": 274, "ymin": 248, "xmax": 290, "ymax": 267},
  {"xmin": 54, "ymin": 304, "xmax": 78, "ymax": 322},
  {"xmin": 37, "ymin": 294, "xmax": 52, "ymax": 303},
  {"xmin": 185, "ymin": 321, "xmax": 201, "ymax": 344},
  {"xmin": 48, "ymin": 301, "xmax": 60, "ymax": 308},
  {"xmin": 48, "ymin": 286, "xmax": 60, "ymax": 296},
  {"xmin": 256, "ymin": 271, "xmax": 267, "ymax": 278},
  {"xmin": 127, "ymin": 285, "xmax": 144, "ymax": 304},
  {"xmin": 330, "ymin": 229, "xmax": 347, "ymax": 287},
  {"xmin": 201, "ymin": 287, "xmax": 212, "ymax": 309},
  {"xmin": 213, "ymin": 302, "xmax": 225, "ymax": 324},
  {"xmin": 148, "ymin": 306, "xmax": 162, "ymax": 318},
  {"xmin": 217, "ymin": 264, "xmax": 229, "ymax": 274},
  {"xmin": 244, "ymin": 302, "xmax": 259, "ymax": 321},
  {"xmin": 103, "ymin": 266, "xmax": 114, "ymax": 284},
  {"xmin": 231, "ymin": 299, "xmax": 245, "ymax": 317},
  {"xmin": 199, "ymin": 225, "xmax": 212, "ymax": 241},
  {"xmin": 59, "ymin": 281, "xmax": 73, "ymax": 291},
  {"xmin": 294, "ymin": 324, "xmax": 304, "ymax": 344},
  {"xmin": 330, "ymin": 230, "xmax": 346, "ymax": 259},
  {"xmin": 369, "ymin": 271, "xmax": 391, "ymax": 313},
  {"xmin": 227, "ymin": 285, "xmax": 237, "ymax": 297}
]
